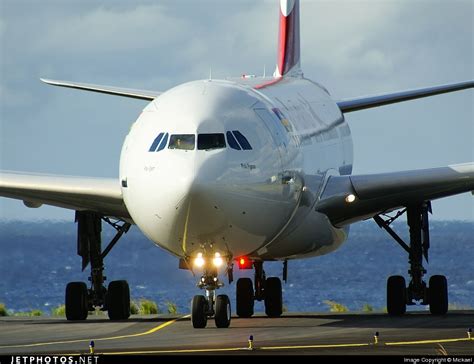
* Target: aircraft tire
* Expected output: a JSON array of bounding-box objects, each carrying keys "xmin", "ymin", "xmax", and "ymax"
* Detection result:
[
  {"xmin": 264, "ymin": 277, "xmax": 283, "ymax": 317},
  {"xmin": 214, "ymin": 295, "xmax": 231, "ymax": 328},
  {"xmin": 429, "ymin": 275, "xmax": 448, "ymax": 315},
  {"xmin": 107, "ymin": 280, "xmax": 130, "ymax": 320},
  {"xmin": 65, "ymin": 282, "xmax": 89, "ymax": 321},
  {"xmin": 387, "ymin": 275, "xmax": 406, "ymax": 315},
  {"xmin": 236, "ymin": 278, "xmax": 254, "ymax": 317},
  {"xmin": 191, "ymin": 295, "xmax": 207, "ymax": 328}
]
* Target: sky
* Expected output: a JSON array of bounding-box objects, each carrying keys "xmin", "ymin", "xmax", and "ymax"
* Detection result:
[{"xmin": 0, "ymin": 0, "xmax": 473, "ymax": 221}]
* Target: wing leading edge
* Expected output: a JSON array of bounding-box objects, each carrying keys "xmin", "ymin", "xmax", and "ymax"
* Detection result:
[
  {"xmin": 316, "ymin": 163, "xmax": 474, "ymax": 226},
  {"xmin": 337, "ymin": 80, "xmax": 474, "ymax": 113},
  {"xmin": 0, "ymin": 171, "xmax": 131, "ymax": 220},
  {"xmin": 40, "ymin": 78, "xmax": 160, "ymax": 101}
]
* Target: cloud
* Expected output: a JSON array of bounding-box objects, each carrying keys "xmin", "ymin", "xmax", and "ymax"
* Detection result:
[{"xmin": 34, "ymin": 4, "xmax": 190, "ymax": 54}]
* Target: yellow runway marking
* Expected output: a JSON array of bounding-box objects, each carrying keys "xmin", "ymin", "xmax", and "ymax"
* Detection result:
[
  {"xmin": 90, "ymin": 337, "xmax": 472, "ymax": 355},
  {"xmin": 261, "ymin": 343, "xmax": 370, "ymax": 350},
  {"xmin": 386, "ymin": 337, "xmax": 472, "ymax": 346},
  {"xmin": 0, "ymin": 315, "xmax": 188, "ymax": 349},
  {"xmin": 102, "ymin": 347, "xmax": 244, "ymax": 355}
]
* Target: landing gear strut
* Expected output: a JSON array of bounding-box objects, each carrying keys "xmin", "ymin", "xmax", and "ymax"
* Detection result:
[
  {"xmin": 191, "ymin": 246, "xmax": 231, "ymax": 328},
  {"xmin": 375, "ymin": 202, "xmax": 448, "ymax": 315},
  {"xmin": 236, "ymin": 261, "xmax": 283, "ymax": 319},
  {"xmin": 65, "ymin": 211, "xmax": 131, "ymax": 321}
]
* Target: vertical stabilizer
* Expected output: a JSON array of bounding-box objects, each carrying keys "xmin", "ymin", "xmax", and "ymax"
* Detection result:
[{"xmin": 274, "ymin": 0, "xmax": 301, "ymax": 77}]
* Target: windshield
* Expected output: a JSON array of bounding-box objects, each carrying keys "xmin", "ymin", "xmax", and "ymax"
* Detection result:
[
  {"xmin": 168, "ymin": 134, "xmax": 195, "ymax": 150},
  {"xmin": 198, "ymin": 133, "xmax": 226, "ymax": 150}
]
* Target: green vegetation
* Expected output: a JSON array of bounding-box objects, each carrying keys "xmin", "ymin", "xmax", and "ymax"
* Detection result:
[
  {"xmin": 130, "ymin": 301, "xmax": 140, "ymax": 315},
  {"xmin": 130, "ymin": 299, "xmax": 159, "ymax": 315},
  {"xmin": 323, "ymin": 300, "xmax": 349, "ymax": 313},
  {"xmin": 13, "ymin": 309, "xmax": 43, "ymax": 317},
  {"xmin": 165, "ymin": 301, "xmax": 178, "ymax": 314},
  {"xmin": 51, "ymin": 304, "xmax": 66, "ymax": 317},
  {"xmin": 140, "ymin": 299, "xmax": 159, "ymax": 314},
  {"xmin": 0, "ymin": 303, "xmax": 8, "ymax": 316},
  {"xmin": 362, "ymin": 303, "xmax": 374, "ymax": 312}
]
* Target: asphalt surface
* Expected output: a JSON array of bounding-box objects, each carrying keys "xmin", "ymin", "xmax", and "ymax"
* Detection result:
[{"xmin": 1, "ymin": 311, "xmax": 473, "ymax": 355}]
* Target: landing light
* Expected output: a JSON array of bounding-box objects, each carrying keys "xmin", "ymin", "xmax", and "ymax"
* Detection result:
[
  {"xmin": 345, "ymin": 194, "xmax": 356, "ymax": 203},
  {"xmin": 213, "ymin": 252, "xmax": 223, "ymax": 267},
  {"xmin": 194, "ymin": 252, "xmax": 205, "ymax": 268}
]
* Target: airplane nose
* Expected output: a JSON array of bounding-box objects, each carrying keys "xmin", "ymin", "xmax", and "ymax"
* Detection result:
[{"xmin": 137, "ymin": 149, "xmax": 227, "ymax": 256}]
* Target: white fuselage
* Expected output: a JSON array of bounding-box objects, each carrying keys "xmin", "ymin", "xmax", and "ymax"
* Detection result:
[{"xmin": 119, "ymin": 77, "xmax": 353, "ymax": 261}]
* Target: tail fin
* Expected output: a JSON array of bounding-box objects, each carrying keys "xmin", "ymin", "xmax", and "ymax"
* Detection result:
[{"xmin": 274, "ymin": 0, "xmax": 302, "ymax": 77}]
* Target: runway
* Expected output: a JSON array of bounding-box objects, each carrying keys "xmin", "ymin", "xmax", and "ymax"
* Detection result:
[{"xmin": 1, "ymin": 311, "xmax": 473, "ymax": 355}]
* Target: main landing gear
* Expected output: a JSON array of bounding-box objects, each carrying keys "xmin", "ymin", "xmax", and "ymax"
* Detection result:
[
  {"xmin": 374, "ymin": 202, "xmax": 448, "ymax": 316},
  {"xmin": 65, "ymin": 211, "xmax": 131, "ymax": 321},
  {"xmin": 236, "ymin": 261, "xmax": 283, "ymax": 319}
]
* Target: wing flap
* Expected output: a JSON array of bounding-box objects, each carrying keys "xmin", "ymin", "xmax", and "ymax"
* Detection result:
[
  {"xmin": 316, "ymin": 163, "xmax": 474, "ymax": 226},
  {"xmin": 0, "ymin": 171, "xmax": 131, "ymax": 220},
  {"xmin": 337, "ymin": 80, "xmax": 474, "ymax": 113},
  {"xmin": 41, "ymin": 78, "xmax": 160, "ymax": 101}
]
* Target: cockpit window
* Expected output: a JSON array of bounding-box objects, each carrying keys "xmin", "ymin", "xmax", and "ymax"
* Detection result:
[
  {"xmin": 157, "ymin": 133, "xmax": 169, "ymax": 151},
  {"xmin": 198, "ymin": 133, "xmax": 226, "ymax": 150},
  {"xmin": 168, "ymin": 134, "xmax": 195, "ymax": 150},
  {"xmin": 232, "ymin": 130, "xmax": 252, "ymax": 150},
  {"xmin": 226, "ymin": 131, "xmax": 241, "ymax": 150},
  {"xmin": 149, "ymin": 132, "xmax": 164, "ymax": 152}
]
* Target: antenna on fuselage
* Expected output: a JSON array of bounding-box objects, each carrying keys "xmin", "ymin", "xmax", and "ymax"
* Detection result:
[
  {"xmin": 209, "ymin": 66, "xmax": 212, "ymax": 81},
  {"xmin": 263, "ymin": 64, "xmax": 266, "ymax": 78}
]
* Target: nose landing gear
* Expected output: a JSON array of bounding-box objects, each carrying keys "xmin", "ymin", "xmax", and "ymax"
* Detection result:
[{"xmin": 191, "ymin": 247, "xmax": 231, "ymax": 329}]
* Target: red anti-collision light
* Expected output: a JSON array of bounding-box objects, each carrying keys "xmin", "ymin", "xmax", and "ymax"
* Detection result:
[{"xmin": 237, "ymin": 257, "xmax": 253, "ymax": 270}]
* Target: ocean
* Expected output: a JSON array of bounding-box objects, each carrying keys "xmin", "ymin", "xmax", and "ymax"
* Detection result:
[{"xmin": 0, "ymin": 220, "xmax": 472, "ymax": 314}]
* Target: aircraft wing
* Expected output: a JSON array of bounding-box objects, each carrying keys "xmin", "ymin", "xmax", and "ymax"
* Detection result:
[
  {"xmin": 337, "ymin": 80, "xmax": 474, "ymax": 113},
  {"xmin": 40, "ymin": 78, "xmax": 159, "ymax": 100},
  {"xmin": 315, "ymin": 163, "xmax": 474, "ymax": 226},
  {"xmin": 0, "ymin": 171, "xmax": 131, "ymax": 220}
]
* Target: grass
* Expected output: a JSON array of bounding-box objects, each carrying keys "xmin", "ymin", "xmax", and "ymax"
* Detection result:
[
  {"xmin": 323, "ymin": 300, "xmax": 349, "ymax": 313},
  {"xmin": 130, "ymin": 299, "xmax": 159, "ymax": 315},
  {"xmin": 140, "ymin": 299, "xmax": 159, "ymax": 314},
  {"xmin": 130, "ymin": 301, "xmax": 140, "ymax": 315},
  {"xmin": 13, "ymin": 309, "xmax": 43, "ymax": 317},
  {"xmin": 362, "ymin": 303, "xmax": 374, "ymax": 312},
  {"xmin": 51, "ymin": 304, "xmax": 66, "ymax": 317},
  {"xmin": 165, "ymin": 301, "xmax": 178, "ymax": 314},
  {"xmin": 0, "ymin": 303, "xmax": 8, "ymax": 316}
]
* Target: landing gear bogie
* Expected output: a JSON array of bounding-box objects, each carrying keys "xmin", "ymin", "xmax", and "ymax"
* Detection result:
[
  {"xmin": 65, "ymin": 212, "xmax": 131, "ymax": 321},
  {"xmin": 376, "ymin": 203, "xmax": 449, "ymax": 316}
]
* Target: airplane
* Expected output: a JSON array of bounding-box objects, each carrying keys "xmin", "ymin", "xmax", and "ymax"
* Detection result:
[{"xmin": 0, "ymin": 0, "xmax": 473, "ymax": 329}]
